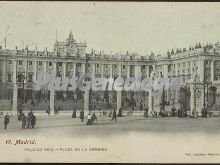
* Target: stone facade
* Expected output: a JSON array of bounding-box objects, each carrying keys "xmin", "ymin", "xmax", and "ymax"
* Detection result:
[{"xmin": 0, "ymin": 31, "xmax": 220, "ymax": 114}]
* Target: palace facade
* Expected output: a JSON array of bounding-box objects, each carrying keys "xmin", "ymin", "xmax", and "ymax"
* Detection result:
[{"xmin": 0, "ymin": 31, "xmax": 220, "ymax": 114}]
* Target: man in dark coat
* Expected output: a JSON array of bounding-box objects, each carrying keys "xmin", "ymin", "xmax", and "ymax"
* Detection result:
[
  {"xmin": 144, "ymin": 107, "xmax": 149, "ymax": 117},
  {"xmin": 4, "ymin": 114, "xmax": 9, "ymax": 130},
  {"xmin": 118, "ymin": 108, "xmax": 122, "ymax": 117},
  {"xmin": 72, "ymin": 109, "xmax": 76, "ymax": 118},
  {"xmin": 26, "ymin": 113, "xmax": 31, "ymax": 129},
  {"xmin": 91, "ymin": 113, "xmax": 97, "ymax": 123},
  {"xmin": 31, "ymin": 114, "xmax": 36, "ymax": 128},
  {"xmin": 171, "ymin": 106, "xmax": 176, "ymax": 117},
  {"xmin": 21, "ymin": 113, "xmax": 27, "ymax": 129},
  {"xmin": 111, "ymin": 109, "xmax": 117, "ymax": 122},
  {"xmin": 80, "ymin": 110, "xmax": 84, "ymax": 122}
]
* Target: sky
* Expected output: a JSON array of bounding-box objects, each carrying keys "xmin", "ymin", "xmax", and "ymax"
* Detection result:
[{"xmin": 0, "ymin": 2, "xmax": 220, "ymax": 56}]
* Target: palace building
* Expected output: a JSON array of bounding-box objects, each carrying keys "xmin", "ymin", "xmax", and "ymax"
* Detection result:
[{"xmin": 0, "ymin": 31, "xmax": 220, "ymax": 115}]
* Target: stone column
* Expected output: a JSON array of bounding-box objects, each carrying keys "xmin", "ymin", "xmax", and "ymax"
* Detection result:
[
  {"xmin": 211, "ymin": 60, "xmax": 214, "ymax": 81},
  {"xmin": 201, "ymin": 87, "xmax": 205, "ymax": 110},
  {"xmin": 135, "ymin": 65, "xmax": 141, "ymax": 79},
  {"xmin": 127, "ymin": 65, "xmax": 130, "ymax": 78},
  {"xmin": 109, "ymin": 64, "xmax": 113, "ymax": 78},
  {"xmin": 91, "ymin": 63, "xmax": 96, "ymax": 78},
  {"xmin": 199, "ymin": 59, "xmax": 204, "ymax": 82},
  {"xmin": 190, "ymin": 85, "xmax": 195, "ymax": 112},
  {"xmin": 109, "ymin": 64, "xmax": 113, "ymax": 99},
  {"xmin": 33, "ymin": 60, "xmax": 37, "ymax": 82},
  {"xmin": 73, "ymin": 63, "xmax": 76, "ymax": 77},
  {"xmin": 175, "ymin": 64, "xmax": 178, "ymax": 77},
  {"xmin": 163, "ymin": 64, "xmax": 168, "ymax": 78},
  {"xmin": 49, "ymin": 90, "xmax": 55, "ymax": 116},
  {"xmin": 84, "ymin": 90, "xmax": 89, "ymax": 115},
  {"xmin": 62, "ymin": 62, "xmax": 66, "ymax": 80},
  {"xmin": 1, "ymin": 60, "xmax": 6, "ymax": 99},
  {"xmin": 101, "ymin": 64, "xmax": 105, "ymax": 78},
  {"xmin": 2, "ymin": 60, "xmax": 6, "ymax": 83},
  {"xmin": 12, "ymin": 84, "xmax": 18, "ymax": 114},
  {"xmin": 81, "ymin": 63, "xmax": 85, "ymax": 76},
  {"xmin": 43, "ymin": 61, "xmax": 47, "ymax": 73},
  {"xmin": 12, "ymin": 60, "xmax": 17, "ymax": 84},
  {"xmin": 148, "ymin": 88, "xmax": 153, "ymax": 112},
  {"xmin": 190, "ymin": 61, "xmax": 193, "ymax": 79},
  {"xmin": 116, "ymin": 64, "xmax": 122, "ymax": 111},
  {"xmin": 53, "ymin": 62, "xmax": 56, "ymax": 75},
  {"xmin": 116, "ymin": 91, "xmax": 122, "ymax": 112},
  {"xmin": 24, "ymin": 60, "xmax": 27, "ymax": 84}
]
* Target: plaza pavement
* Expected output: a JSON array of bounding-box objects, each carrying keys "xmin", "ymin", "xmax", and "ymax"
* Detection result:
[{"xmin": 1, "ymin": 114, "xmax": 220, "ymax": 137}]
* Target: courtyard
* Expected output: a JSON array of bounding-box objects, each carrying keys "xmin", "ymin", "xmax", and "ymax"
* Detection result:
[{"xmin": 1, "ymin": 114, "xmax": 220, "ymax": 137}]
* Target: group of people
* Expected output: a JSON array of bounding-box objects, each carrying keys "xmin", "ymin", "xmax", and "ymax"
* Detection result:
[
  {"xmin": 72, "ymin": 110, "xmax": 98, "ymax": 125},
  {"xmin": 108, "ymin": 108, "xmax": 123, "ymax": 121},
  {"xmin": 2, "ymin": 110, "xmax": 36, "ymax": 130},
  {"xmin": 18, "ymin": 111, "xmax": 36, "ymax": 129}
]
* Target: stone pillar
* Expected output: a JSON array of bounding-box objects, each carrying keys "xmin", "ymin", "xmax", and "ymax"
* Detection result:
[
  {"xmin": 117, "ymin": 64, "xmax": 122, "ymax": 111},
  {"xmin": 33, "ymin": 60, "xmax": 37, "ymax": 82},
  {"xmin": 53, "ymin": 62, "xmax": 56, "ymax": 75},
  {"xmin": 109, "ymin": 64, "xmax": 113, "ymax": 78},
  {"xmin": 127, "ymin": 65, "xmax": 130, "ymax": 78},
  {"xmin": 135, "ymin": 65, "xmax": 141, "ymax": 79},
  {"xmin": 2, "ymin": 60, "xmax": 6, "ymax": 83},
  {"xmin": 12, "ymin": 84, "xmax": 18, "ymax": 114},
  {"xmin": 91, "ymin": 63, "xmax": 96, "ymax": 78},
  {"xmin": 12, "ymin": 60, "xmax": 17, "ymax": 84},
  {"xmin": 84, "ymin": 90, "xmax": 89, "ymax": 115},
  {"xmin": 73, "ymin": 63, "xmax": 76, "ymax": 77},
  {"xmin": 190, "ymin": 61, "xmax": 193, "ymax": 79},
  {"xmin": 81, "ymin": 63, "xmax": 85, "ymax": 75},
  {"xmin": 49, "ymin": 90, "xmax": 55, "ymax": 116},
  {"xmin": 118, "ymin": 65, "xmax": 122, "ymax": 77},
  {"xmin": 101, "ymin": 64, "xmax": 105, "ymax": 78},
  {"xmin": 176, "ymin": 89, "xmax": 180, "ymax": 104},
  {"xmin": 190, "ymin": 85, "xmax": 195, "ymax": 112},
  {"xmin": 23, "ymin": 60, "xmax": 27, "ymax": 84},
  {"xmin": 116, "ymin": 91, "xmax": 122, "ymax": 111},
  {"xmin": 62, "ymin": 62, "xmax": 66, "ymax": 80},
  {"xmin": 43, "ymin": 61, "xmax": 47, "ymax": 73},
  {"xmin": 148, "ymin": 88, "xmax": 153, "ymax": 111},
  {"xmin": 201, "ymin": 87, "xmax": 205, "ymax": 110},
  {"xmin": 163, "ymin": 64, "xmax": 168, "ymax": 78},
  {"xmin": 175, "ymin": 64, "xmax": 178, "ymax": 77},
  {"xmin": 199, "ymin": 59, "xmax": 204, "ymax": 82},
  {"xmin": 211, "ymin": 60, "xmax": 214, "ymax": 81}
]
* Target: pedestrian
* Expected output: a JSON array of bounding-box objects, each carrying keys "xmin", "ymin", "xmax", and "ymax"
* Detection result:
[
  {"xmin": 91, "ymin": 113, "xmax": 97, "ymax": 123},
  {"xmin": 21, "ymin": 113, "xmax": 27, "ymax": 129},
  {"xmin": 118, "ymin": 108, "xmax": 122, "ymax": 117},
  {"xmin": 72, "ymin": 109, "xmax": 76, "ymax": 118},
  {"xmin": 4, "ymin": 113, "xmax": 9, "ymax": 130},
  {"xmin": 47, "ymin": 105, "xmax": 50, "ymax": 116},
  {"xmin": 171, "ymin": 106, "xmax": 176, "ymax": 117},
  {"xmin": 140, "ymin": 103, "xmax": 143, "ymax": 111},
  {"xmin": 80, "ymin": 110, "xmax": 84, "ymax": 122},
  {"xmin": 108, "ymin": 111, "xmax": 112, "ymax": 117},
  {"xmin": 86, "ymin": 113, "xmax": 92, "ymax": 125},
  {"xmin": 26, "ymin": 113, "xmax": 31, "ymax": 129},
  {"xmin": 31, "ymin": 114, "xmax": 36, "ymax": 128},
  {"xmin": 144, "ymin": 107, "xmax": 149, "ymax": 117},
  {"xmin": 111, "ymin": 109, "xmax": 117, "ymax": 122}
]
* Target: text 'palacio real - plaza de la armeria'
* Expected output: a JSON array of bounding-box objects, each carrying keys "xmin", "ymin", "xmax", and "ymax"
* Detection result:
[{"xmin": 1, "ymin": 31, "xmax": 220, "ymax": 115}]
